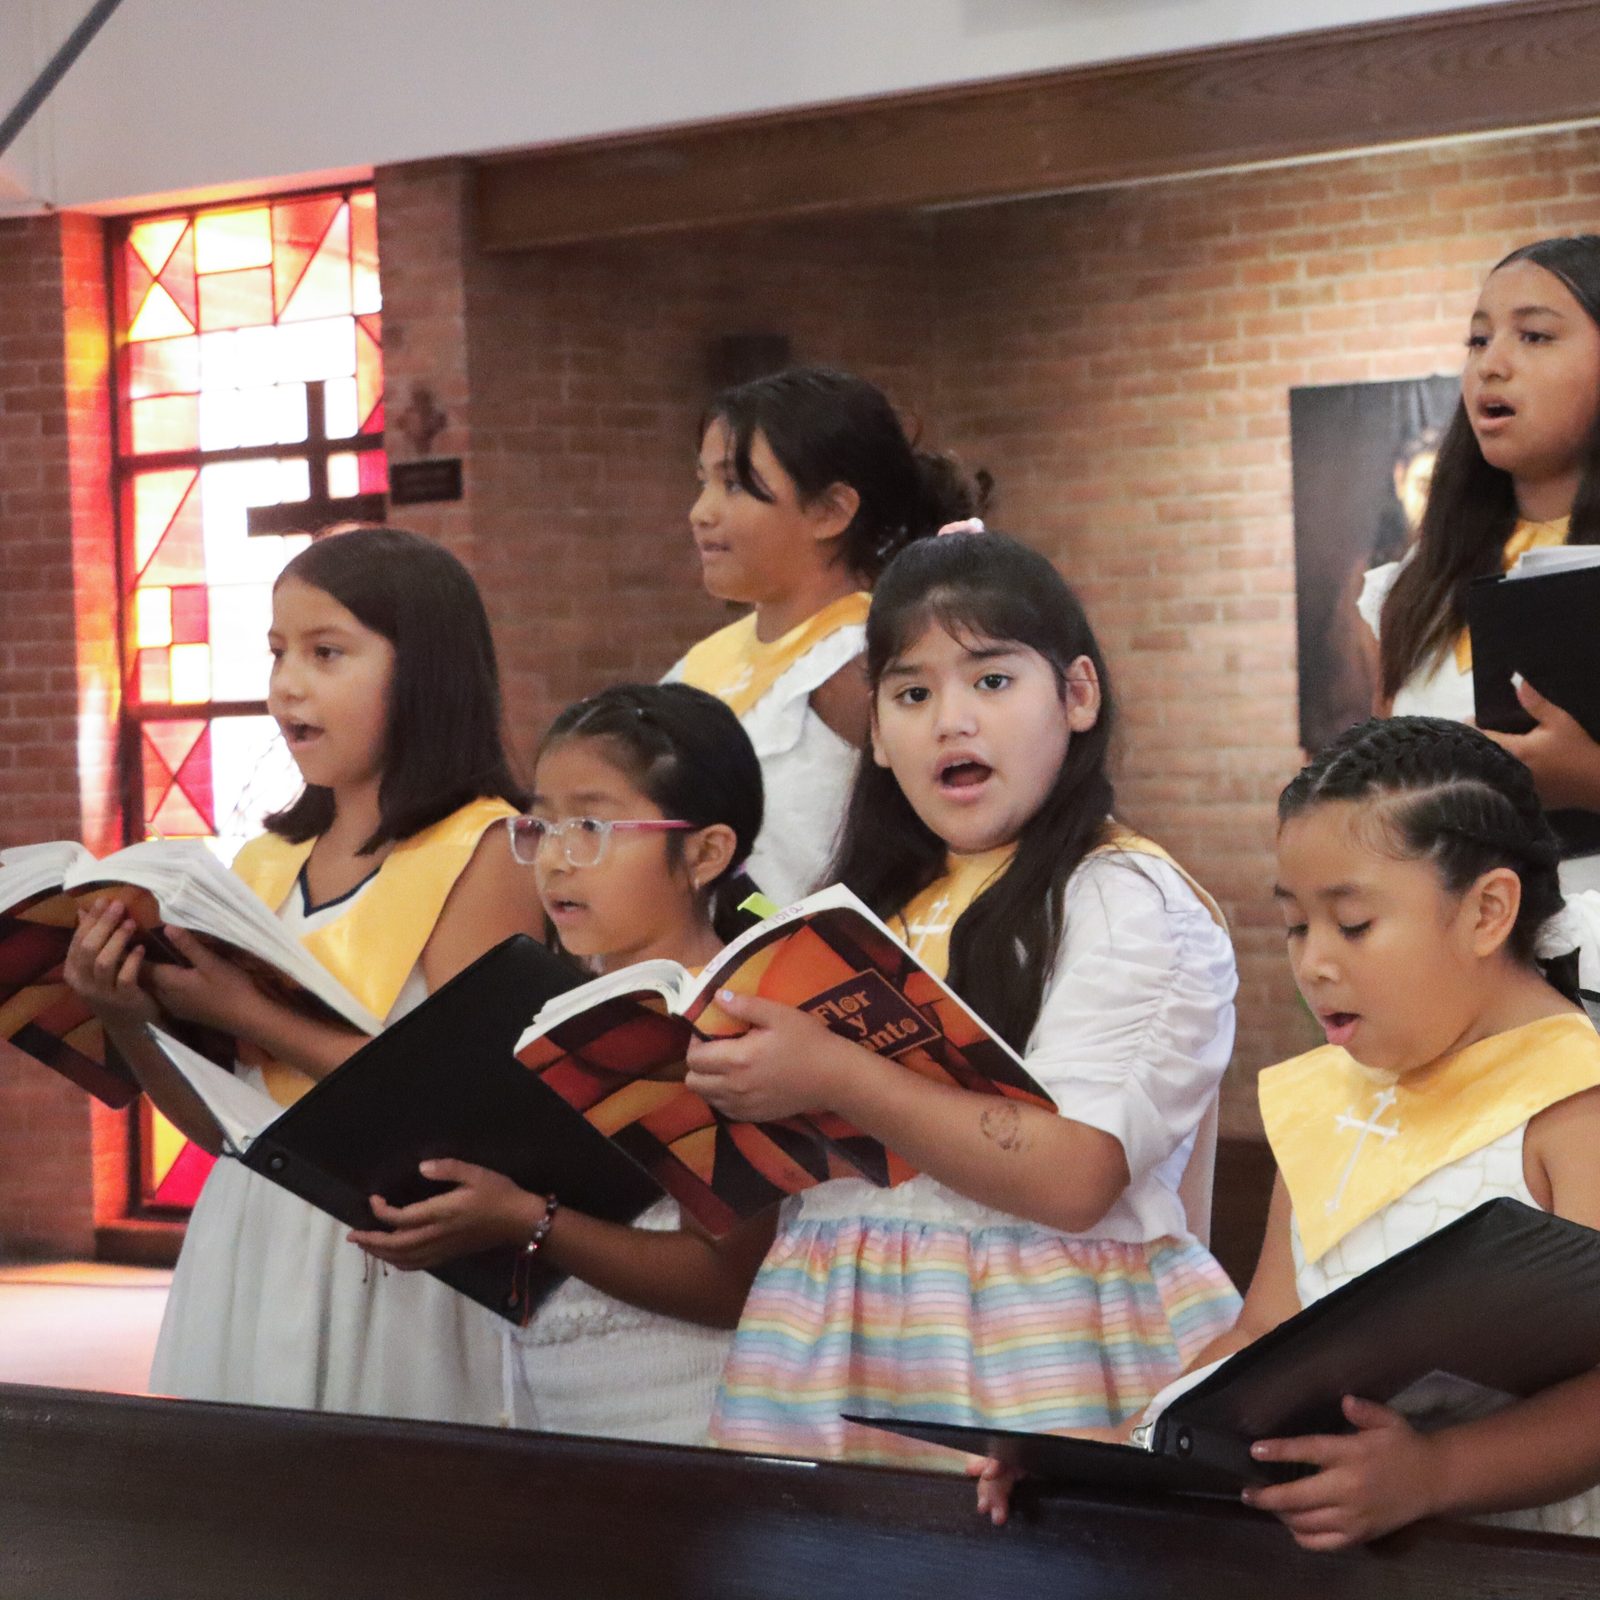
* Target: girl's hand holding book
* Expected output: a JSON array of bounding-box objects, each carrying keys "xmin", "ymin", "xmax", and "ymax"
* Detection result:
[
  {"xmin": 1242, "ymin": 1395, "xmax": 1439, "ymax": 1551},
  {"xmin": 684, "ymin": 989, "xmax": 861, "ymax": 1122},
  {"xmin": 348, "ymin": 1159, "xmax": 544, "ymax": 1271},
  {"xmin": 65, "ymin": 898, "xmax": 159, "ymax": 1027},
  {"xmin": 1480, "ymin": 676, "xmax": 1600, "ymax": 812},
  {"xmin": 145, "ymin": 924, "xmax": 274, "ymax": 1036}
]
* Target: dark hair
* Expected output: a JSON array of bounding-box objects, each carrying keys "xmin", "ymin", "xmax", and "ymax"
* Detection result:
[
  {"xmin": 1278, "ymin": 716, "xmax": 1575, "ymax": 1000},
  {"xmin": 1379, "ymin": 236, "xmax": 1600, "ymax": 701},
  {"xmin": 265, "ymin": 525, "xmax": 527, "ymax": 853},
  {"xmin": 830, "ymin": 532, "xmax": 1116, "ymax": 1049},
  {"xmin": 701, "ymin": 365, "xmax": 987, "ymax": 582},
  {"xmin": 537, "ymin": 683, "xmax": 765, "ymax": 944}
]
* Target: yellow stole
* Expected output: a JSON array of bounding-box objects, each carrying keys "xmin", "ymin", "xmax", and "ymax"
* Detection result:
[
  {"xmin": 1260, "ymin": 1011, "xmax": 1600, "ymax": 1264},
  {"xmin": 675, "ymin": 591, "xmax": 869, "ymax": 719},
  {"xmin": 889, "ymin": 823, "xmax": 1227, "ymax": 980},
  {"xmin": 231, "ymin": 796, "xmax": 517, "ymax": 1106},
  {"xmin": 1452, "ymin": 515, "xmax": 1569, "ymax": 673}
]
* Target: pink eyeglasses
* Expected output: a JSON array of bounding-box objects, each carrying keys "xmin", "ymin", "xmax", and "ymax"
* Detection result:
[{"xmin": 504, "ymin": 815, "xmax": 694, "ymax": 868}]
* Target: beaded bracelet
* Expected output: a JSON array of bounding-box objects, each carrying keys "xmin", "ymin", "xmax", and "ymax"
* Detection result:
[{"xmin": 509, "ymin": 1195, "xmax": 560, "ymax": 1326}]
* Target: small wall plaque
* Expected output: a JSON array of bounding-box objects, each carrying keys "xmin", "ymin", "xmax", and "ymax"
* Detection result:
[{"xmin": 389, "ymin": 457, "xmax": 465, "ymax": 506}]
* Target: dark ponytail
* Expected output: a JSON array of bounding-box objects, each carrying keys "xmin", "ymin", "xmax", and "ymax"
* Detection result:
[
  {"xmin": 539, "ymin": 683, "xmax": 765, "ymax": 944},
  {"xmin": 701, "ymin": 365, "xmax": 986, "ymax": 582},
  {"xmin": 1279, "ymin": 716, "xmax": 1575, "ymax": 1000}
]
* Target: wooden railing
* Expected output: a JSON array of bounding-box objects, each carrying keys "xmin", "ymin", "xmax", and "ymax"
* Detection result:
[{"xmin": 2, "ymin": 1382, "xmax": 1597, "ymax": 1599}]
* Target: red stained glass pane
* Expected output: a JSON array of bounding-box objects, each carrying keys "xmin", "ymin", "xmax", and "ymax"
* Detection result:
[
  {"xmin": 194, "ymin": 208, "xmax": 272, "ymax": 274},
  {"xmin": 173, "ymin": 724, "xmax": 216, "ymax": 828},
  {"xmin": 351, "ymin": 190, "xmax": 380, "ymax": 316},
  {"xmin": 137, "ymin": 648, "xmax": 171, "ymax": 703},
  {"xmin": 356, "ymin": 315, "xmax": 382, "ymax": 433},
  {"xmin": 159, "ymin": 223, "xmax": 198, "ymax": 330},
  {"xmin": 272, "ymin": 195, "xmax": 342, "ymax": 316},
  {"xmin": 144, "ymin": 718, "xmax": 205, "ymax": 779},
  {"xmin": 198, "ymin": 267, "xmax": 274, "ymax": 332},
  {"xmin": 358, "ymin": 451, "xmax": 389, "ymax": 494},
  {"xmin": 129, "ymin": 217, "xmax": 186, "ymax": 277},
  {"xmin": 131, "ymin": 468, "xmax": 197, "ymax": 571},
  {"xmin": 127, "ymin": 282, "xmax": 193, "ymax": 342},
  {"xmin": 140, "ymin": 489, "xmax": 206, "ymax": 587},
  {"xmin": 280, "ymin": 203, "xmax": 351, "ymax": 324},
  {"xmin": 148, "ymin": 1138, "xmax": 216, "ymax": 1208},
  {"xmin": 130, "ymin": 394, "xmax": 199, "ymax": 455},
  {"xmin": 150, "ymin": 778, "xmax": 211, "ymax": 837},
  {"xmin": 171, "ymin": 585, "xmax": 209, "ymax": 644},
  {"xmin": 123, "ymin": 249, "xmax": 154, "ymax": 329},
  {"xmin": 127, "ymin": 336, "xmax": 200, "ymax": 399}
]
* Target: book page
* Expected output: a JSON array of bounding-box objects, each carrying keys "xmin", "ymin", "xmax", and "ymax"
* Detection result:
[
  {"xmin": 63, "ymin": 840, "xmax": 382, "ymax": 1035},
  {"xmin": 148, "ymin": 1027, "xmax": 283, "ymax": 1154}
]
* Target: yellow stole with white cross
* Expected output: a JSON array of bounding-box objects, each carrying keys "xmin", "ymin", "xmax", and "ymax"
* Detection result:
[
  {"xmin": 888, "ymin": 822, "xmax": 1226, "ymax": 982},
  {"xmin": 230, "ymin": 796, "xmax": 516, "ymax": 1107},
  {"xmin": 1259, "ymin": 1012, "xmax": 1600, "ymax": 1264},
  {"xmin": 675, "ymin": 591, "xmax": 869, "ymax": 719}
]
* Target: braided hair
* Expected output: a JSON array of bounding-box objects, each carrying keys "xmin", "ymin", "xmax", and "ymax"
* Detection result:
[
  {"xmin": 1280, "ymin": 716, "xmax": 1575, "ymax": 998},
  {"xmin": 538, "ymin": 683, "xmax": 765, "ymax": 944}
]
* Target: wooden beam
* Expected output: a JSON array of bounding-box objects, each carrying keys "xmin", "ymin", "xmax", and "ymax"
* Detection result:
[
  {"xmin": 3, "ymin": 1382, "xmax": 1598, "ymax": 1599},
  {"xmin": 477, "ymin": 0, "xmax": 1600, "ymax": 250}
]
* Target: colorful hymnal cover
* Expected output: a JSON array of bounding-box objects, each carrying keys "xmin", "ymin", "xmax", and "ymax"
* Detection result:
[
  {"xmin": 0, "ymin": 840, "xmax": 383, "ymax": 1105},
  {"xmin": 145, "ymin": 935, "xmax": 643, "ymax": 1324},
  {"xmin": 853, "ymin": 1198, "xmax": 1600, "ymax": 1497},
  {"xmin": 514, "ymin": 883, "xmax": 1054, "ymax": 1238}
]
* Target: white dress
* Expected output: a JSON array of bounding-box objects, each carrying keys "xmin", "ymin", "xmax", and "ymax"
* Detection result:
[
  {"xmin": 665, "ymin": 622, "xmax": 862, "ymax": 906},
  {"xmin": 1292, "ymin": 1125, "xmax": 1600, "ymax": 1538},
  {"xmin": 1358, "ymin": 561, "xmax": 1600, "ymax": 897},
  {"xmin": 149, "ymin": 869, "xmax": 509, "ymax": 1426},
  {"xmin": 504, "ymin": 1198, "xmax": 733, "ymax": 1446}
]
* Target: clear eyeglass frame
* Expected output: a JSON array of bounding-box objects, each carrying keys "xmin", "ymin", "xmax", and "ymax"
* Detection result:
[{"xmin": 504, "ymin": 814, "xmax": 695, "ymax": 868}]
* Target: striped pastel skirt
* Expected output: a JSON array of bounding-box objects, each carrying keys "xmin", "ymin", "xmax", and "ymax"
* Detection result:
[{"xmin": 709, "ymin": 1212, "xmax": 1241, "ymax": 1466}]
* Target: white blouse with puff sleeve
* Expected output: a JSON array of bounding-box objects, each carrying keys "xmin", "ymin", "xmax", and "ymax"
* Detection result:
[{"xmin": 795, "ymin": 848, "xmax": 1238, "ymax": 1244}]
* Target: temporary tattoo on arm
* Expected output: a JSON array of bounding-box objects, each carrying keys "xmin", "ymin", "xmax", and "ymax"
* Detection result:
[{"xmin": 980, "ymin": 1102, "xmax": 1025, "ymax": 1153}]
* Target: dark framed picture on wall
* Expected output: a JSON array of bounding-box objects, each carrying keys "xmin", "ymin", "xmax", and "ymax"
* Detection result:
[{"xmin": 1290, "ymin": 375, "xmax": 1458, "ymax": 757}]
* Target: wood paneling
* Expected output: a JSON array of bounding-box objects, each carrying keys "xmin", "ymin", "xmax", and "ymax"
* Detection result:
[
  {"xmin": 3, "ymin": 1382, "xmax": 1597, "ymax": 1599},
  {"xmin": 477, "ymin": 1, "xmax": 1600, "ymax": 250}
]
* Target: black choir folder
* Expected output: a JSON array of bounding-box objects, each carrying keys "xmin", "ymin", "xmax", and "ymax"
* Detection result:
[
  {"xmin": 148, "ymin": 935, "xmax": 664, "ymax": 1324},
  {"xmin": 1468, "ymin": 556, "xmax": 1600, "ymax": 857},
  {"xmin": 851, "ymin": 1199, "xmax": 1600, "ymax": 1497}
]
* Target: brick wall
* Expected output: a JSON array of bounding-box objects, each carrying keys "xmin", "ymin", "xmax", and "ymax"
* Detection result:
[
  {"xmin": 0, "ymin": 211, "xmax": 117, "ymax": 1256},
  {"xmin": 379, "ymin": 124, "xmax": 1600, "ymax": 1135}
]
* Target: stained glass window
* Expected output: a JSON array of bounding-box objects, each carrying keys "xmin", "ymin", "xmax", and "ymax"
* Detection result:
[{"xmin": 113, "ymin": 187, "xmax": 384, "ymax": 1215}]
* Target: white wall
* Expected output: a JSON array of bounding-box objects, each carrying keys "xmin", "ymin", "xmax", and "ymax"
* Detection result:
[{"xmin": 2, "ymin": 0, "xmax": 1517, "ymax": 214}]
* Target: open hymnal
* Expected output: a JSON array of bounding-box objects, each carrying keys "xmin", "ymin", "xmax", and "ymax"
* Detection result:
[
  {"xmin": 0, "ymin": 839, "xmax": 382, "ymax": 1106},
  {"xmin": 514, "ymin": 882, "xmax": 1054, "ymax": 1237},
  {"xmin": 853, "ymin": 1198, "xmax": 1600, "ymax": 1495}
]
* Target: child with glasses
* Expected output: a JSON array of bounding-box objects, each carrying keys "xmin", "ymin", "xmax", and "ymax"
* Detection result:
[{"xmin": 348, "ymin": 683, "xmax": 776, "ymax": 1445}]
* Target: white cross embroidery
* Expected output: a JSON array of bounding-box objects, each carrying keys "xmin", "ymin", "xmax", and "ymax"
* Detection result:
[
  {"xmin": 906, "ymin": 894, "xmax": 953, "ymax": 957},
  {"xmin": 1325, "ymin": 1087, "xmax": 1400, "ymax": 1215},
  {"xmin": 719, "ymin": 666, "xmax": 755, "ymax": 703}
]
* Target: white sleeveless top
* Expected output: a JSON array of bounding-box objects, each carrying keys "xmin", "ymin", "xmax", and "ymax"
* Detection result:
[{"xmin": 1292, "ymin": 1125, "xmax": 1600, "ymax": 1539}]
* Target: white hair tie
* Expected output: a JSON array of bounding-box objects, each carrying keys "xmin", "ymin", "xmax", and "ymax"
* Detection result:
[{"xmin": 936, "ymin": 517, "xmax": 986, "ymax": 537}]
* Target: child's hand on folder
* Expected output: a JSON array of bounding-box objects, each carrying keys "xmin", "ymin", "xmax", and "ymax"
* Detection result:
[
  {"xmin": 684, "ymin": 990, "xmax": 858, "ymax": 1122},
  {"xmin": 968, "ymin": 1456, "xmax": 1020, "ymax": 1526},
  {"xmin": 1481, "ymin": 676, "xmax": 1600, "ymax": 812},
  {"xmin": 348, "ymin": 1159, "xmax": 544, "ymax": 1270},
  {"xmin": 1242, "ymin": 1394, "xmax": 1438, "ymax": 1551}
]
